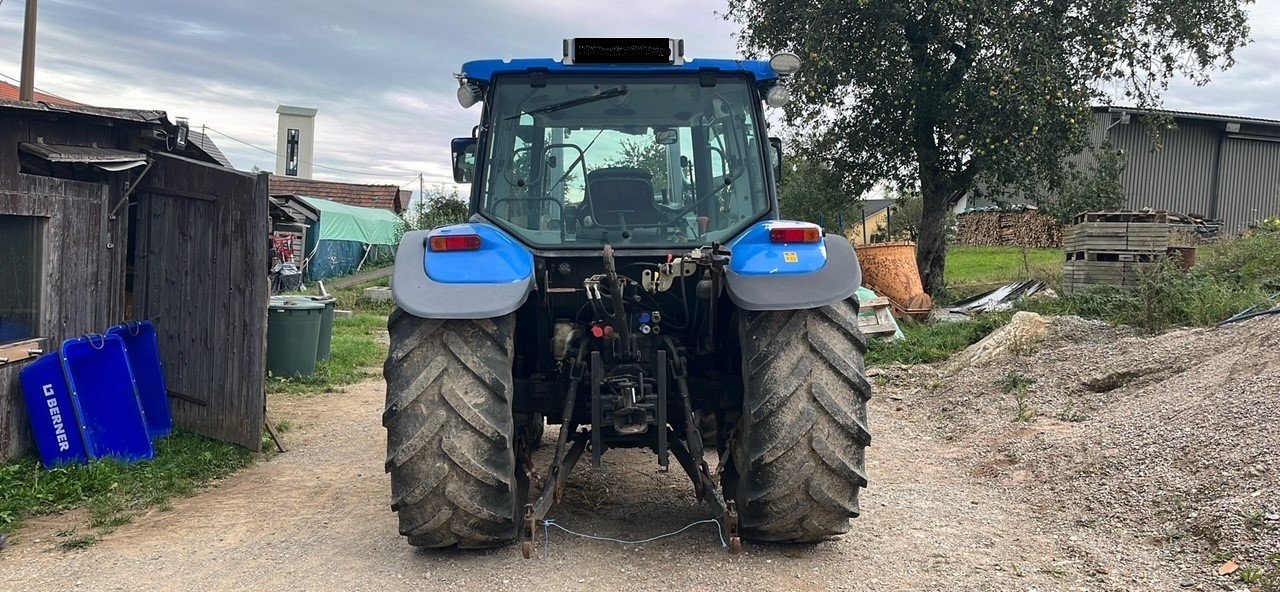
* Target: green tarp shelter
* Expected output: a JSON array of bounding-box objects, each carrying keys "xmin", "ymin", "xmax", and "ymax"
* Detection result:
[
  {"xmin": 296, "ymin": 196, "xmax": 404, "ymax": 281},
  {"xmin": 298, "ymin": 196, "xmax": 404, "ymax": 245}
]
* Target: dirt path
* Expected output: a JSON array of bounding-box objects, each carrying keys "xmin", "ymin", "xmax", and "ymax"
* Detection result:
[{"xmin": 1, "ymin": 378, "xmax": 1139, "ymax": 591}]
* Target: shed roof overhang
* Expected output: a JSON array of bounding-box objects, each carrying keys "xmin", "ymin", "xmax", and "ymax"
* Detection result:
[{"xmin": 19, "ymin": 143, "xmax": 148, "ymax": 171}]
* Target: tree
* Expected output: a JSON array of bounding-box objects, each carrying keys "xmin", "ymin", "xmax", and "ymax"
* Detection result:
[
  {"xmin": 607, "ymin": 139, "xmax": 669, "ymax": 193},
  {"xmin": 1039, "ymin": 142, "xmax": 1128, "ymax": 226},
  {"xmin": 872, "ymin": 191, "xmax": 926, "ymax": 243},
  {"xmin": 405, "ymin": 185, "xmax": 468, "ymax": 230},
  {"xmin": 727, "ymin": 0, "xmax": 1252, "ymax": 294},
  {"xmin": 777, "ymin": 153, "xmax": 849, "ymax": 231}
]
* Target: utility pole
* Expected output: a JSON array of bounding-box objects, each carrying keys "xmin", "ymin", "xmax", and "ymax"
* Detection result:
[
  {"xmin": 19, "ymin": 0, "xmax": 39, "ymax": 102},
  {"xmin": 418, "ymin": 173, "xmax": 425, "ymax": 229}
]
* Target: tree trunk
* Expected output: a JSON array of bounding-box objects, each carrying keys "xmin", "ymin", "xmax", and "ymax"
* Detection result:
[{"xmin": 916, "ymin": 183, "xmax": 952, "ymax": 296}]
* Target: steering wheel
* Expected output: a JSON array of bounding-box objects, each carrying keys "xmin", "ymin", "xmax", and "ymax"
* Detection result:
[{"xmin": 662, "ymin": 178, "xmax": 734, "ymax": 226}]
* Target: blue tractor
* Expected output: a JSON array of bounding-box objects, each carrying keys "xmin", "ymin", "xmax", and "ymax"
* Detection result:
[{"xmin": 385, "ymin": 39, "xmax": 870, "ymax": 556}]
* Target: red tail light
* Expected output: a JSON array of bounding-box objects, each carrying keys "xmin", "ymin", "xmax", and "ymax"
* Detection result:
[
  {"xmin": 428, "ymin": 234, "xmax": 482, "ymax": 252},
  {"xmin": 769, "ymin": 226, "xmax": 822, "ymax": 243}
]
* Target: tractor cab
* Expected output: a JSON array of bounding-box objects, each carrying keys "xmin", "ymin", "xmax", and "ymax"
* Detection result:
[{"xmin": 450, "ymin": 39, "xmax": 793, "ymax": 248}]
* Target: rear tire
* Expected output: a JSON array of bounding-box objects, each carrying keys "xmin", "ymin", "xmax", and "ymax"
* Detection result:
[
  {"xmin": 383, "ymin": 309, "xmax": 519, "ymax": 549},
  {"xmin": 729, "ymin": 298, "xmax": 872, "ymax": 542}
]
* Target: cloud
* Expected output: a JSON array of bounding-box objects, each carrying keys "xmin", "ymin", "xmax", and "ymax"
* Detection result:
[{"xmin": 0, "ymin": 0, "xmax": 1276, "ymax": 202}]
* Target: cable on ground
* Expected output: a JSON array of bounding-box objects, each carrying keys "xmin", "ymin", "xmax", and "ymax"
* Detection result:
[{"xmin": 540, "ymin": 517, "xmax": 727, "ymax": 550}]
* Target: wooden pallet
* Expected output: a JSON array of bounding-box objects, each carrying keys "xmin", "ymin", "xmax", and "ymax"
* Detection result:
[
  {"xmin": 1065, "ymin": 250, "xmax": 1160, "ymax": 263},
  {"xmin": 857, "ymin": 296, "xmax": 899, "ymax": 338},
  {"xmin": 1063, "ymin": 260, "xmax": 1149, "ymax": 293},
  {"xmin": 1061, "ymin": 210, "xmax": 1201, "ymax": 294},
  {"xmin": 1063, "ymin": 221, "xmax": 1174, "ymax": 252},
  {"xmin": 1072, "ymin": 210, "xmax": 1168, "ymax": 225}
]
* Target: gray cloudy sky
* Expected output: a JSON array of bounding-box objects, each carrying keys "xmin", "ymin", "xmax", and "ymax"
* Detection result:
[{"xmin": 1, "ymin": 1, "xmax": 1277, "ymax": 196}]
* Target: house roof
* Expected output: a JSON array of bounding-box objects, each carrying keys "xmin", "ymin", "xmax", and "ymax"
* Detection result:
[
  {"xmin": 0, "ymin": 80, "xmax": 166, "ymax": 123},
  {"xmin": 269, "ymin": 175, "xmax": 405, "ymax": 213},
  {"xmin": 0, "ymin": 80, "xmax": 80, "ymax": 105},
  {"xmin": 1, "ymin": 81, "xmax": 233, "ymax": 167},
  {"xmin": 860, "ymin": 198, "xmax": 895, "ymax": 216},
  {"xmin": 189, "ymin": 129, "xmax": 233, "ymax": 168}
]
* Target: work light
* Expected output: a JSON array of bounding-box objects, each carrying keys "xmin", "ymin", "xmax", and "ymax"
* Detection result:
[
  {"xmin": 769, "ymin": 52, "xmax": 802, "ymax": 76},
  {"xmin": 765, "ymin": 85, "xmax": 791, "ymax": 108},
  {"xmin": 457, "ymin": 83, "xmax": 482, "ymax": 109}
]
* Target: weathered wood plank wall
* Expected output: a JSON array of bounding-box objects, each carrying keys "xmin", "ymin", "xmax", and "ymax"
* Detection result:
[
  {"xmin": 133, "ymin": 153, "xmax": 268, "ymax": 450},
  {"xmin": 0, "ymin": 174, "xmax": 125, "ymax": 460}
]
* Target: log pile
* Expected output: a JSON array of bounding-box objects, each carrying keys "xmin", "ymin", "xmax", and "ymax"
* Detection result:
[{"xmin": 955, "ymin": 209, "xmax": 1063, "ymax": 248}]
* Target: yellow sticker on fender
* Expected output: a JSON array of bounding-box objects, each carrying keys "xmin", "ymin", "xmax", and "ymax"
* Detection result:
[{"xmin": 783, "ymin": 252, "xmax": 799, "ymax": 263}]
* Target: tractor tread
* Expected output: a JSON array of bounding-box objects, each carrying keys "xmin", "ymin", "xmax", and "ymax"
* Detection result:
[
  {"xmin": 383, "ymin": 308, "xmax": 518, "ymax": 549},
  {"xmin": 732, "ymin": 297, "xmax": 871, "ymax": 543}
]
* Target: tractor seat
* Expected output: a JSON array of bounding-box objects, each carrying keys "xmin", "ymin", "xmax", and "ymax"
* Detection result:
[{"xmin": 585, "ymin": 167, "xmax": 661, "ymax": 229}]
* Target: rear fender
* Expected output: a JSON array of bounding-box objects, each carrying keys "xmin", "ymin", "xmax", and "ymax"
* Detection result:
[
  {"xmin": 724, "ymin": 221, "xmax": 862, "ymax": 311},
  {"xmin": 391, "ymin": 223, "xmax": 535, "ymax": 319}
]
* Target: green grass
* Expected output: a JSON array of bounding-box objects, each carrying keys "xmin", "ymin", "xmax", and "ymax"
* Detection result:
[
  {"xmin": 0, "ymin": 430, "xmax": 256, "ymax": 539},
  {"xmin": 1022, "ymin": 232, "xmax": 1279, "ymax": 331},
  {"xmin": 944, "ymin": 246, "xmax": 1061, "ymax": 300},
  {"xmin": 269, "ymin": 277, "xmax": 392, "ymax": 395},
  {"xmin": 867, "ymin": 313, "xmax": 1010, "ymax": 366},
  {"xmin": 265, "ymin": 312, "xmax": 388, "ymax": 395},
  {"xmin": 0, "ymin": 279, "xmax": 400, "ymax": 546}
]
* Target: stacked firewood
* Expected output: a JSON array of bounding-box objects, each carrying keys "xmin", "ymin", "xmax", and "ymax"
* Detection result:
[{"xmin": 955, "ymin": 210, "xmax": 1063, "ymax": 248}]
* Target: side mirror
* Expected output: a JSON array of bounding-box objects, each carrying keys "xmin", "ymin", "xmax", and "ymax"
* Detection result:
[
  {"xmin": 768, "ymin": 137, "xmax": 783, "ymax": 184},
  {"xmin": 451, "ymin": 137, "xmax": 477, "ymax": 183}
]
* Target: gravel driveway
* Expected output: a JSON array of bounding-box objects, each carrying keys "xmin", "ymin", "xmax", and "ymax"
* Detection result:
[{"xmin": 0, "ymin": 378, "xmax": 1154, "ymax": 591}]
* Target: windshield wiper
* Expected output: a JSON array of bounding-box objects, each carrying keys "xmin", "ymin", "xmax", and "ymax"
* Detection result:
[{"xmin": 504, "ymin": 86, "xmax": 628, "ymax": 120}]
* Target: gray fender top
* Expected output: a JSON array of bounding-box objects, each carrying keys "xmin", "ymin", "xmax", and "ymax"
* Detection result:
[
  {"xmin": 725, "ymin": 234, "xmax": 862, "ymax": 311},
  {"xmin": 391, "ymin": 230, "xmax": 534, "ymax": 320}
]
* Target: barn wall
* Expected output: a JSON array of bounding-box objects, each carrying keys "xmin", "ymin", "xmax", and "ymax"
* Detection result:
[
  {"xmin": 1218, "ymin": 137, "xmax": 1280, "ymax": 233},
  {"xmin": 133, "ymin": 153, "xmax": 268, "ymax": 450},
  {"xmin": 0, "ymin": 174, "xmax": 126, "ymax": 460},
  {"xmin": 1109, "ymin": 118, "xmax": 1220, "ymax": 218}
]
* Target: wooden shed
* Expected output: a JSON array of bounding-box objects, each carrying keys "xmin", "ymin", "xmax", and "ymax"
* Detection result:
[{"xmin": 0, "ymin": 98, "xmax": 269, "ymax": 459}]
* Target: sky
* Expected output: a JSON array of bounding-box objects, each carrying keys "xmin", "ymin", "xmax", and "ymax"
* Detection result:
[{"xmin": 1, "ymin": 1, "xmax": 1277, "ymax": 201}]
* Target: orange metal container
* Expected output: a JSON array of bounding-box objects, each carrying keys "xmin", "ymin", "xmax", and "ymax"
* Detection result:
[{"xmin": 854, "ymin": 241, "xmax": 933, "ymax": 319}]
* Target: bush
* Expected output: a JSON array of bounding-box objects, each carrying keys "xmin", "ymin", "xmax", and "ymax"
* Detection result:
[
  {"xmin": 1024, "ymin": 233, "xmax": 1279, "ymax": 331},
  {"xmin": 1198, "ymin": 232, "xmax": 1280, "ymax": 290}
]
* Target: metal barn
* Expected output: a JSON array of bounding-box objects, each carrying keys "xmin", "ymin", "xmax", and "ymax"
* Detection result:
[
  {"xmin": 961, "ymin": 107, "xmax": 1280, "ymax": 234},
  {"xmin": 1084, "ymin": 107, "xmax": 1280, "ymax": 234}
]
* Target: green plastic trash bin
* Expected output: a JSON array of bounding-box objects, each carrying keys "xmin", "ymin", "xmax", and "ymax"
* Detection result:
[
  {"xmin": 309, "ymin": 296, "xmax": 337, "ymax": 362},
  {"xmin": 266, "ymin": 297, "xmax": 325, "ymax": 378}
]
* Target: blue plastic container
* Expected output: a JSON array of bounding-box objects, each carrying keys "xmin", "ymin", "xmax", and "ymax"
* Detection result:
[
  {"xmin": 107, "ymin": 321, "xmax": 173, "ymax": 440},
  {"xmin": 61, "ymin": 334, "xmax": 154, "ymax": 463},
  {"xmin": 19, "ymin": 351, "xmax": 90, "ymax": 468}
]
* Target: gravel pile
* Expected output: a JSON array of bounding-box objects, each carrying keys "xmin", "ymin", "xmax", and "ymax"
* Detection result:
[{"xmin": 876, "ymin": 314, "xmax": 1280, "ymax": 587}]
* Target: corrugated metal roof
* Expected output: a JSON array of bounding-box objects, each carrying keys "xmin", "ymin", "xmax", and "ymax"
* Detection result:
[{"xmin": 1096, "ymin": 105, "xmax": 1280, "ymax": 127}]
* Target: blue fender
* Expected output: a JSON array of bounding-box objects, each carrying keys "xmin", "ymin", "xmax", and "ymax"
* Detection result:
[
  {"xmin": 724, "ymin": 221, "xmax": 862, "ymax": 311},
  {"xmin": 391, "ymin": 223, "xmax": 535, "ymax": 319}
]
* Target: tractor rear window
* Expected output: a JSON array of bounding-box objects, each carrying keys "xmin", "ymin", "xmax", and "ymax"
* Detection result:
[{"xmin": 480, "ymin": 75, "xmax": 771, "ymax": 248}]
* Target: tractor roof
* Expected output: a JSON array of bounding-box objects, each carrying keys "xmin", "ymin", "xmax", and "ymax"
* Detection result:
[{"xmin": 459, "ymin": 58, "xmax": 779, "ymax": 86}]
